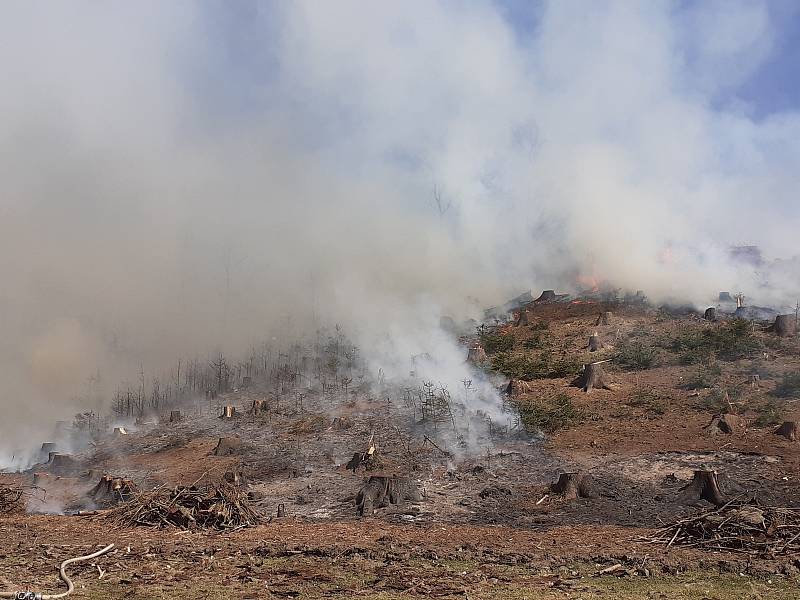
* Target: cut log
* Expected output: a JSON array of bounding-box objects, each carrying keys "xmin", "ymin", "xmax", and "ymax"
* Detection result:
[
  {"xmin": 587, "ymin": 333, "xmax": 604, "ymax": 352},
  {"xmin": 774, "ymin": 421, "xmax": 797, "ymax": 441},
  {"xmin": 773, "ymin": 314, "xmax": 797, "ymax": 337},
  {"xmin": 596, "ymin": 311, "xmax": 614, "ymax": 326},
  {"xmin": 535, "ymin": 290, "xmax": 557, "ymax": 303},
  {"xmin": 169, "ymin": 410, "xmax": 182, "ymax": 423},
  {"xmin": 213, "ymin": 436, "xmax": 243, "ymax": 456},
  {"xmin": 219, "ymin": 406, "xmax": 237, "ymax": 419},
  {"xmin": 704, "ymin": 307, "xmax": 716, "ymax": 321},
  {"xmin": 250, "ymin": 399, "xmax": 269, "ymax": 415},
  {"xmin": 705, "ymin": 413, "xmax": 740, "ymax": 435},
  {"xmin": 549, "ymin": 471, "xmax": 598, "ymax": 500},
  {"xmin": 467, "ymin": 346, "xmax": 488, "ymax": 364},
  {"xmin": 678, "ymin": 469, "xmax": 726, "ymax": 506},
  {"xmin": 355, "ymin": 475, "xmax": 421, "ymax": 516},
  {"xmin": 573, "ymin": 362, "xmax": 612, "ymax": 393}
]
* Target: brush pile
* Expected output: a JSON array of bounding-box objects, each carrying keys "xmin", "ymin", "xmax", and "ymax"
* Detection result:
[
  {"xmin": 104, "ymin": 483, "xmax": 258, "ymax": 530},
  {"xmin": 644, "ymin": 501, "xmax": 800, "ymax": 556},
  {"xmin": 0, "ymin": 486, "xmax": 22, "ymax": 514}
]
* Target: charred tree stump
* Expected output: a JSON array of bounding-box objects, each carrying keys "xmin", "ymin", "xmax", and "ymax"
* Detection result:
[
  {"xmin": 718, "ymin": 292, "xmax": 734, "ymax": 303},
  {"xmin": 47, "ymin": 453, "xmax": 78, "ymax": 474},
  {"xmin": 774, "ymin": 421, "xmax": 797, "ymax": 441},
  {"xmin": 88, "ymin": 475, "xmax": 136, "ymax": 504},
  {"xmin": 467, "ymin": 346, "xmax": 488, "ymax": 364},
  {"xmin": 32, "ymin": 472, "xmax": 53, "ymax": 486},
  {"xmin": 535, "ymin": 290, "xmax": 557, "ymax": 303},
  {"xmin": 169, "ymin": 410, "xmax": 182, "ymax": 423},
  {"xmin": 550, "ymin": 472, "xmax": 598, "ymax": 500},
  {"xmin": 704, "ymin": 307, "xmax": 716, "ymax": 321},
  {"xmin": 705, "ymin": 413, "xmax": 740, "ymax": 435},
  {"xmin": 355, "ymin": 475, "xmax": 421, "ymax": 516},
  {"xmin": 346, "ymin": 452, "xmax": 363, "ymax": 472},
  {"xmin": 773, "ymin": 314, "xmax": 797, "ymax": 337},
  {"xmin": 277, "ymin": 503, "xmax": 286, "ymax": 518},
  {"xmin": 596, "ymin": 311, "xmax": 614, "ymax": 326},
  {"xmin": 219, "ymin": 406, "xmax": 237, "ymax": 419},
  {"xmin": 678, "ymin": 469, "xmax": 726, "ymax": 506},
  {"xmin": 587, "ymin": 333, "xmax": 604, "ymax": 352},
  {"xmin": 516, "ymin": 309, "xmax": 533, "ymax": 326},
  {"xmin": 573, "ymin": 362, "xmax": 612, "ymax": 393},
  {"xmin": 213, "ymin": 436, "xmax": 243, "ymax": 456}
]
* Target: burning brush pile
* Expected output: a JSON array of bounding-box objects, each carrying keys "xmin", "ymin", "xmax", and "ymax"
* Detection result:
[
  {"xmin": 102, "ymin": 483, "xmax": 258, "ymax": 531},
  {"xmin": 645, "ymin": 501, "xmax": 800, "ymax": 557}
]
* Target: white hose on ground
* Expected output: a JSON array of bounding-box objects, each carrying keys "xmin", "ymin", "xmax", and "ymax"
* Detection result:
[{"xmin": 0, "ymin": 544, "xmax": 115, "ymax": 600}]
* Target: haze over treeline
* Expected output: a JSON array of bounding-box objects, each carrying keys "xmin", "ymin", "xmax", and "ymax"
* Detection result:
[{"xmin": 2, "ymin": 1, "xmax": 800, "ymax": 448}]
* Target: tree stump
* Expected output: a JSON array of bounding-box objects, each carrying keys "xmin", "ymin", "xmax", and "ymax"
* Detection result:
[
  {"xmin": 250, "ymin": 399, "xmax": 268, "ymax": 415},
  {"xmin": 219, "ymin": 406, "xmax": 237, "ymax": 419},
  {"xmin": 596, "ymin": 311, "xmax": 614, "ymax": 326},
  {"xmin": 587, "ymin": 333, "xmax": 603, "ymax": 352},
  {"xmin": 32, "ymin": 472, "xmax": 53, "ymax": 486},
  {"xmin": 573, "ymin": 362, "xmax": 612, "ymax": 392},
  {"xmin": 774, "ymin": 421, "xmax": 797, "ymax": 441},
  {"xmin": 550, "ymin": 472, "xmax": 598, "ymax": 500},
  {"xmin": 223, "ymin": 469, "xmax": 246, "ymax": 486},
  {"xmin": 39, "ymin": 443, "xmax": 57, "ymax": 461},
  {"xmin": 467, "ymin": 346, "xmax": 488, "ymax": 364},
  {"xmin": 88, "ymin": 475, "xmax": 136, "ymax": 504},
  {"xmin": 773, "ymin": 314, "xmax": 797, "ymax": 337},
  {"xmin": 516, "ymin": 309, "xmax": 533, "ymax": 326},
  {"xmin": 277, "ymin": 503, "xmax": 286, "ymax": 518},
  {"xmin": 242, "ymin": 376, "xmax": 252, "ymax": 388},
  {"xmin": 535, "ymin": 290, "xmax": 556, "ymax": 303},
  {"xmin": 346, "ymin": 452, "xmax": 363, "ymax": 472},
  {"xmin": 356, "ymin": 475, "xmax": 421, "ymax": 516},
  {"xmin": 113, "ymin": 427, "xmax": 128, "ymax": 436},
  {"xmin": 678, "ymin": 469, "xmax": 726, "ymax": 506},
  {"xmin": 47, "ymin": 453, "xmax": 78, "ymax": 474},
  {"xmin": 718, "ymin": 292, "xmax": 734, "ymax": 303},
  {"xmin": 213, "ymin": 436, "xmax": 243, "ymax": 456},
  {"xmin": 704, "ymin": 307, "xmax": 716, "ymax": 321},
  {"xmin": 169, "ymin": 410, "xmax": 182, "ymax": 423},
  {"xmin": 705, "ymin": 413, "xmax": 740, "ymax": 435}
]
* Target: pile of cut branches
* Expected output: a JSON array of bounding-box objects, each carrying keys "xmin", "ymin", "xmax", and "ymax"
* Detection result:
[
  {"xmin": 643, "ymin": 501, "xmax": 800, "ymax": 556},
  {"xmin": 103, "ymin": 483, "xmax": 258, "ymax": 530},
  {"xmin": 0, "ymin": 486, "xmax": 23, "ymax": 514}
]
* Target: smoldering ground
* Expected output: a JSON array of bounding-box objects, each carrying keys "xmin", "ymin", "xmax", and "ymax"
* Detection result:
[{"xmin": 1, "ymin": 1, "xmax": 800, "ymax": 456}]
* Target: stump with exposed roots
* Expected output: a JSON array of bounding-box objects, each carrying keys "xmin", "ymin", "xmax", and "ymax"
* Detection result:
[
  {"xmin": 773, "ymin": 314, "xmax": 797, "ymax": 337},
  {"xmin": 550, "ymin": 471, "xmax": 598, "ymax": 500},
  {"xmin": 596, "ymin": 311, "xmax": 614, "ymax": 326},
  {"xmin": 573, "ymin": 362, "xmax": 612, "ymax": 392},
  {"xmin": 355, "ymin": 475, "xmax": 421, "ymax": 516},
  {"xmin": 774, "ymin": 421, "xmax": 797, "ymax": 441},
  {"xmin": 705, "ymin": 413, "xmax": 741, "ymax": 435},
  {"xmin": 220, "ymin": 406, "xmax": 237, "ymax": 419},
  {"xmin": 467, "ymin": 346, "xmax": 488, "ymax": 364},
  {"xmin": 213, "ymin": 436, "xmax": 243, "ymax": 456},
  {"xmin": 704, "ymin": 307, "xmax": 716, "ymax": 321},
  {"xmin": 587, "ymin": 333, "xmax": 603, "ymax": 352},
  {"xmin": 678, "ymin": 469, "xmax": 726, "ymax": 506}
]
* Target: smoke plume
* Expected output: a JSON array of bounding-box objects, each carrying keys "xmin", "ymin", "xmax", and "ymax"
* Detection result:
[{"xmin": 1, "ymin": 1, "xmax": 799, "ymax": 455}]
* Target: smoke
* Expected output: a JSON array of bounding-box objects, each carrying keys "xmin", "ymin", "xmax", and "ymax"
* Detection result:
[{"xmin": 1, "ymin": 1, "xmax": 800, "ymax": 455}]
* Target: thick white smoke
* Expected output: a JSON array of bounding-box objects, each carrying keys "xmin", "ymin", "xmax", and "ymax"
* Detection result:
[{"xmin": 1, "ymin": 1, "xmax": 799, "ymax": 455}]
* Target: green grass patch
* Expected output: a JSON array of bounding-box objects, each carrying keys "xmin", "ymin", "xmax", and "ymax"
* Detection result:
[
  {"xmin": 670, "ymin": 319, "xmax": 762, "ymax": 364},
  {"xmin": 478, "ymin": 327, "xmax": 516, "ymax": 354},
  {"xmin": 517, "ymin": 392, "xmax": 585, "ymax": 433},
  {"xmin": 614, "ymin": 339, "xmax": 658, "ymax": 370},
  {"xmin": 492, "ymin": 350, "xmax": 582, "ymax": 380}
]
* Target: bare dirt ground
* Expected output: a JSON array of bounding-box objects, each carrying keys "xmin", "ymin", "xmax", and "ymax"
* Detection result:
[{"xmin": 2, "ymin": 300, "xmax": 799, "ymax": 598}]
